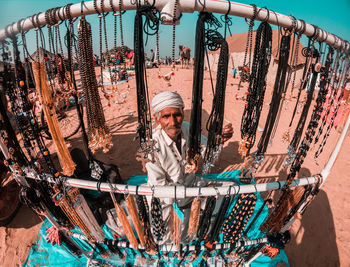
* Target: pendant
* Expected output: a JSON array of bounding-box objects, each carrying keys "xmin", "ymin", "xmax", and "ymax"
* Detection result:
[
  {"xmin": 238, "ymin": 137, "xmax": 250, "ymax": 158},
  {"xmin": 282, "ymin": 129, "xmax": 290, "ymax": 143}
]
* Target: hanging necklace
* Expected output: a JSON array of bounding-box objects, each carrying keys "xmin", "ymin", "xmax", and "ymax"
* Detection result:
[
  {"xmin": 239, "ymin": 20, "xmax": 272, "ymax": 158},
  {"xmin": 284, "ymin": 45, "xmax": 334, "ymax": 190},
  {"xmin": 93, "ymin": 0, "xmax": 119, "ymax": 107},
  {"xmin": 285, "ymin": 49, "xmax": 320, "ymax": 166},
  {"xmin": 235, "ymin": 4, "xmax": 257, "ymax": 99},
  {"xmin": 283, "ymin": 33, "xmax": 314, "ymax": 144},
  {"xmin": 202, "ymin": 27, "xmax": 229, "ymax": 174},
  {"xmin": 314, "ymin": 55, "xmax": 348, "ymax": 160},
  {"xmin": 156, "ymin": 0, "xmax": 177, "ymax": 85},
  {"xmin": 313, "ymin": 50, "xmax": 342, "ymax": 145},
  {"xmin": 255, "ymin": 29, "xmax": 291, "ymax": 159},
  {"xmin": 270, "ymin": 26, "xmax": 299, "ymax": 145},
  {"xmin": 134, "ymin": 4, "xmax": 159, "ymax": 169},
  {"xmin": 117, "ymin": 0, "xmax": 131, "ymax": 91},
  {"xmin": 78, "ymin": 16, "xmax": 113, "ymax": 153},
  {"xmin": 186, "ymin": 12, "xmax": 219, "ymax": 173},
  {"xmin": 222, "ymin": 193, "xmax": 257, "ymax": 243}
]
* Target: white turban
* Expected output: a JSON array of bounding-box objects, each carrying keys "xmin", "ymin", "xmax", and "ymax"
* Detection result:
[{"xmin": 151, "ymin": 91, "xmax": 184, "ymax": 114}]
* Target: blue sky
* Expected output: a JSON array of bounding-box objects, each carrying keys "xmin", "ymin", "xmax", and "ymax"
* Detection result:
[{"xmin": 0, "ymin": 0, "xmax": 349, "ymax": 58}]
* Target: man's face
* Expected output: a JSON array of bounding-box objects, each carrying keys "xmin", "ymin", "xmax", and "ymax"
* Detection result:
[{"xmin": 155, "ymin": 107, "xmax": 184, "ymax": 141}]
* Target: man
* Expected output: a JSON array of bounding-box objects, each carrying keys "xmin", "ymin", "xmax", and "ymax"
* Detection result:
[
  {"xmin": 149, "ymin": 49, "xmax": 157, "ymax": 68},
  {"xmin": 145, "ymin": 91, "xmax": 233, "ymax": 243}
]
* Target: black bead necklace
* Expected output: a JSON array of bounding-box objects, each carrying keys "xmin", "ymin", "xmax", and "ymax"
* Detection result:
[
  {"xmin": 255, "ymin": 30, "xmax": 291, "ymax": 159},
  {"xmin": 134, "ymin": 4, "xmax": 159, "ymax": 164},
  {"xmin": 237, "ymin": 4, "xmax": 257, "ymax": 92},
  {"xmin": 285, "ymin": 47, "xmax": 320, "ymax": 166},
  {"xmin": 202, "ymin": 24, "xmax": 229, "ymax": 174},
  {"xmin": 239, "ymin": 21, "xmax": 272, "ymax": 157},
  {"xmin": 284, "ymin": 45, "xmax": 334, "ymax": 189},
  {"xmin": 77, "ymin": 16, "xmax": 113, "ymax": 153}
]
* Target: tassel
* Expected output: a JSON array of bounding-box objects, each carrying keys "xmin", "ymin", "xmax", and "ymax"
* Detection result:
[
  {"xmin": 187, "ymin": 196, "xmax": 201, "ymax": 240},
  {"xmin": 170, "ymin": 207, "xmax": 181, "ymax": 249},
  {"xmin": 260, "ymin": 186, "xmax": 305, "ymax": 233},
  {"xmin": 171, "ymin": 202, "xmax": 183, "ymax": 249},
  {"xmin": 73, "ymin": 194, "xmax": 105, "ymax": 243},
  {"xmin": 126, "ymin": 194, "xmax": 146, "ymax": 247},
  {"xmin": 109, "ymin": 192, "xmax": 138, "ymax": 249},
  {"xmin": 32, "ymin": 62, "xmax": 76, "ymax": 176},
  {"xmin": 151, "ymin": 197, "xmax": 166, "ymax": 241},
  {"xmin": 52, "ymin": 186, "xmax": 96, "ymax": 244}
]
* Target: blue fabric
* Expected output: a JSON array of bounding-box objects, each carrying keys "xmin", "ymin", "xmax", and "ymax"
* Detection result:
[{"xmin": 24, "ymin": 170, "xmax": 289, "ymax": 266}]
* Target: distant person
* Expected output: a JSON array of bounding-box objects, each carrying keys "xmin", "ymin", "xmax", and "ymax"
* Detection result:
[
  {"xmin": 149, "ymin": 49, "xmax": 157, "ymax": 68},
  {"xmin": 232, "ymin": 67, "xmax": 237, "ymax": 79},
  {"xmin": 179, "ymin": 45, "xmax": 184, "ymax": 68},
  {"xmin": 150, "ymin": 49, "xmax": 155, "ymax": 62},
  {"xmin": 183, "ymin": 47, "xmax": 191, "ymax": 68}
]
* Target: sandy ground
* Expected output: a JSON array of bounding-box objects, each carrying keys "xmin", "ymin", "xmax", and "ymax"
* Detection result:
[{"xmin": 0, "ymin": 66, "xmax": 349, "ymax": 266}]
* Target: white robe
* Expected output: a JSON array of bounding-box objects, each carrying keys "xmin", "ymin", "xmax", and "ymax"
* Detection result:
[{"xmin": 145, "ymin": 121, "xmax": 207, "ymax": 244}]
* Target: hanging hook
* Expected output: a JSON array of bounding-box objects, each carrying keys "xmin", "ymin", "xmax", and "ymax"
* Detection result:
[
  {"xmin": 214, "ymin": 187, "xmax": 220, "ymax": 198},
  {"xmin": 151, "ymin": 185, "xmax": 155, "ymax": 198},
  {"xmin": 81, "ymin": 1, "xmax": 85, "ymax": 16},
  {"xmin": 244, "ymin": 4, "xmax": 257, "ymax": 27}
]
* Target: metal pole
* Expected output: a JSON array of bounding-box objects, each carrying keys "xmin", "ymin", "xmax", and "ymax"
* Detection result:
[
  {"xmin": 20, "ymin": 170, "xmax": 320, "ymax": 198},
  {"xmin": 0, "ymin": 0, "xmax": 349, "ymax": 54},
  {"xmin": 320, "ymin": 111, "xmax": 350, "ymax": 185}
]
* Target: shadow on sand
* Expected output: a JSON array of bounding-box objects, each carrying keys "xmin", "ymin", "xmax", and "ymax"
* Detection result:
[{"xmin": 285, "ymin": 168, "xmax": 339, "ymax": 266}]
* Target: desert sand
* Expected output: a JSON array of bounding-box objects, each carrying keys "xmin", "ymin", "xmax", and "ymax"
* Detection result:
[{"xmin": 0, "ymin": 66, "xmax": 349, "ymax": 266}]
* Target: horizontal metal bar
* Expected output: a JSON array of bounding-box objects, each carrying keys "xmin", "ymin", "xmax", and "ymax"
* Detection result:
[
  {"xmin": 0, "ymin": 0, "xmax": 349, "ymax": 54},
  {"xmin": 21, "ymin": 169, "xmax": 321, "ymax": 198}
]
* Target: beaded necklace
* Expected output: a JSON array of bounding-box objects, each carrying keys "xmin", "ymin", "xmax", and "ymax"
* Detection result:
[
  {"xmin": 237, "ymin": 4, "xmax": 257, "ymax": 94},
  {"xmin": 314, "ymin": 57, "xmax": 349, "ymax": 160},
  {"xmin": 284, "ymin": 45, "xmax": 334, "ymax": 189},
  {"xmin": 150, "ymin": 196, "xmax": 166, "ymax": 241},
  {"xmin": 64, "ymin": 4, "xmax": 91, "ymax": 159},
  {"xmin": 187, "ymin": 12, "xmax": 220, "ymax": 173},
  {"xmin": 156, "ymin": 0, "xmax": 177, "ymax": 84},
  {"xmin": 256, "ymin": 30, "xmax": 291, "ymax": 158},
  {"xmin": 134, "ymin": 5, "xmax": 159, "ymax": 167},
  {"xmin": 313, "ymin": 50, "xmax": 342, "ymax": 145},
  {"xmin": 239, "ymin": 21, "xmax": 272, "ymax": 157},
  {"xmin": 3, "ymin": 37, "xmax": 72, "ymax": 227},
  {"xmin": 285, "ymin": 49, "xmax": 320, "ymax": 166},
  {"xmin": 136, "ymin": 195, "xmax": 157, "ymax": 254},
  {"xmin": 93, "ymin": 0, "xmax": 118, "ymax": 107},
  {"xmin": 77, "ymin": 16, "xmax": 113, "ymax": 153},
  {"xmin": 196, "ymin": 196, "xmax": 216, "ymax": 241},
  {"xmin": 202, "ymin": 26, "xmax": 229, "ymax": 174},
  {"xmin": 117, "ymin": 0, "xmax": 131, "ymax": 91},
  {"xmin": 222, "ymin": 193, "xmax": 256, "ymax": 243}
]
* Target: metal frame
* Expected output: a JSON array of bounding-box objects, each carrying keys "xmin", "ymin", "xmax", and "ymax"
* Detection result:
[{"xmin": 0, "ymin": 0, "xmax": 349, "ymax": 54}]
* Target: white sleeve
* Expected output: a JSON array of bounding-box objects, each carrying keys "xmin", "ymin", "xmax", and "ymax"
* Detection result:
[{"xmin": 145, "ymin": 160, "xmax": 167, "ymax": 187}]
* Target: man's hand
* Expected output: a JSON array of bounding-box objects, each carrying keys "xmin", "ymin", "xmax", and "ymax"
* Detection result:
[{"xmin": 222, "ymin": 123, "xmax": 233, "ymax": 143}]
